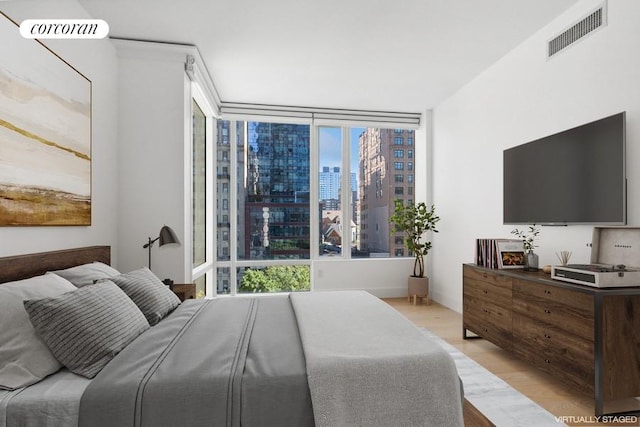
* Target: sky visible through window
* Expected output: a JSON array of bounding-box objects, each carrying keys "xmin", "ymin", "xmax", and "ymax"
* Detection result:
[{"xmin": 318, "ymin": 127, "xmax": 365, "ymax": 171}]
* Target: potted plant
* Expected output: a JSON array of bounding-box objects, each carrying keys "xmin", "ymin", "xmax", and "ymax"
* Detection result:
[
  {"xmin": 511, "ymin": 224, "xmax": 540, "ymax": 271},
  {"xmin": 389, "ymin": 200, "xmax": 440, "ymax": 303}
]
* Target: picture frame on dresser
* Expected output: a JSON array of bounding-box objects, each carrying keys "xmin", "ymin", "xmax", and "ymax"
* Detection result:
[{"xmin": 495, "ymin": 239, "xmax": 525, "ymax": 269}]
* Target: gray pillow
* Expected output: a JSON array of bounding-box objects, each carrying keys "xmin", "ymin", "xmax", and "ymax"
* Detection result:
[
  {"xmin": 0, "ymin": 274, "xmax": 76, "ymax": 390},
  {"xmin": 109, "ymin": 267, "xmax": 181, "ymax": 326},
  {"xmin": 24, "ymin": 281, "xmax": 150, "ymax": 379},
  {"xmin": 48, "ymin": 262, "xmax": 120, "ymax": 287}
]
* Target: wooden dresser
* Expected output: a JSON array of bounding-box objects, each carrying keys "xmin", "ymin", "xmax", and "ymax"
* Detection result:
[{"xmin": 463, "ymin": 264, "xmax": 640, "ymax": 416}]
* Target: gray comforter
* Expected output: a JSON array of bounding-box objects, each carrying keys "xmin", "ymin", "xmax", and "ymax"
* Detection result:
[
  {"xmin": 291, "ymin": 291, "xmax": 464, "ymax": 427},
  {"xmin": 79, "ymin": 296, "xmax": 314, "ymax": 427},
  {"xmin": 80, "ymin": 293, "xmax": 463, "ymax": 427}
]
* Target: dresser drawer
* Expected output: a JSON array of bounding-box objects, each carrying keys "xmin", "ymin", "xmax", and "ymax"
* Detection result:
[
  {"xmin": 512, "ymin": 279, "xmax": 594, "ymax": 341},
  {"xmin": 463, "ymin": 277, "xmax": 512, "ymax": 308},
  {"xmin": 464, "ymin": 296, "xmax": 512, "ymax": 350},
  {"xmin": 512, "ymin": 313, "xmax": 594, "ymax": 361},
  {"xmin": 513, "ymin": 278, "xmax": 592, "ymax": 312},
  {"xmin": 512, "ymin": 317, "xmax": 595, "ymax": 394},
  {"xmin": 512, "ymin": 293, "xmax": 594, "ymax": 341},
  {"xmin": 463, "ymin": 266, "xmax": 512, "ymax": 290}
]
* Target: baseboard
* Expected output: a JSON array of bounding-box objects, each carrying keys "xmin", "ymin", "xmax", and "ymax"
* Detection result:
[{"xmin": 316, "ymin": 286, "xmax": 407, "ymax": 299}]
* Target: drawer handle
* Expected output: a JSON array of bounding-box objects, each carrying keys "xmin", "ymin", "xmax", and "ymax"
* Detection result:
[
  {"xmin": 544, "ymin": 333, "xmax": 551, "ymax": 339},
  {"xmin": 483, "ymin": 289, "xmax": 488, "ymax": 294},
  {"xmin": 544, "ymin": 309, "xmax": 551, "ymax": 314},
  {"xmin": 544, "ymin": 359, "xmax": 551, "ymax": 364},
  {"xmin": 544, "ymin": 289, "xmax": 552, "ymax": 295},
  {"xmin": 484, "ymin": 309, "xmax": 489, "ymax": 314}
]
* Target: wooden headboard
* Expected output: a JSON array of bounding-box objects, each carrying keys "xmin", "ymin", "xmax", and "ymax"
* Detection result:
[{"xmin": 0, "ymin": 246, "xmax": 111, "ymax": 284}]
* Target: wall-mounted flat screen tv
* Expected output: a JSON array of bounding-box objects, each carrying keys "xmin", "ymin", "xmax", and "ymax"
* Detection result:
[{"xmin": 503, "ymin": 112, "xmax": 626, "ymax": 225}]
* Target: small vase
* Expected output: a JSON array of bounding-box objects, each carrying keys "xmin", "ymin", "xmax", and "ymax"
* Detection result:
[{"xmin": 524, "ymin": 251, "xmax": 539, "ymax": 271}]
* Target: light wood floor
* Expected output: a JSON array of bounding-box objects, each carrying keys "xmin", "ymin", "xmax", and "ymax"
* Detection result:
[{"xmin": 385, "ymin": 298, "xmax": 638, "ymax": 427}]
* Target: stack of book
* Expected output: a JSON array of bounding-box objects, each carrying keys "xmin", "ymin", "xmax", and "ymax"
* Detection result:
[{"xmin": 475, "ymin": 238, "xmax": 525, "ymax": 269}]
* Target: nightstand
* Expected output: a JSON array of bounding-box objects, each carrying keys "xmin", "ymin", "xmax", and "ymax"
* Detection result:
[{"xmin": 171, "ymin": 283, "xmax": 196, "ymax": 302}]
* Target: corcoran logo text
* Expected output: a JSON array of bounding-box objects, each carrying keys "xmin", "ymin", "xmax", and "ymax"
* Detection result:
[{"xmin": 19, "ymin": 19, "xmax": 109, "ymax": 39}]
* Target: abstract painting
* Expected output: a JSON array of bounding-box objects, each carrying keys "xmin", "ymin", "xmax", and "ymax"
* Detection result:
[{"xmin": 0, "ymin": 13, "xmax": 91, "ymax": 226}]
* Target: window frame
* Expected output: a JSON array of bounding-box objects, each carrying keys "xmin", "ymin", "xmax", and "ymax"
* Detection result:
[
  {"xmin": 190, "ymin": 84, "xmax": 215, "ymax": 298},
  {"xmin": 213, "ymin": 118, "xmax": 421, "ymax": 295}
]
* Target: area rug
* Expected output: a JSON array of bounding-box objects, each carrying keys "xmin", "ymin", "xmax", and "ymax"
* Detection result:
[{"xmin": 421, "ymin": 328, "xmax": 566, "ymax": 426}]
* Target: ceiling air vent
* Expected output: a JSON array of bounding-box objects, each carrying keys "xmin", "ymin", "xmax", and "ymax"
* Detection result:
[{"xmin": 548, "ymin": 2, "xmax": 607, "ymax": 58}]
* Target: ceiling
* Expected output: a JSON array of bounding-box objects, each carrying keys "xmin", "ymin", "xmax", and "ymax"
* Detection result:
[{"xmin": 79, "ymin": 0, "xmax": 579, "ymax": 113}]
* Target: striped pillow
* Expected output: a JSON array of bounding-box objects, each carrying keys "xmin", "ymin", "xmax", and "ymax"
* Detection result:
[
  {"xmin": 110, "ymin": 268, "xmax": 180, "ymax": 326},
  {"xmin": 23, "ymin": 281, "xmax": 150, "ymax": 378}
]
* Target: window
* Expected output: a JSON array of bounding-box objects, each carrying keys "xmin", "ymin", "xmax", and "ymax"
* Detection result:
[
  {"xmin": 215, "ymin": 121, "xmax": 422, "ymax": 293},
  {"xmin": 216, "ymin": 120, "xmax": 311, "ymax": 294},
  {"xmin": 354, "ymin": 127, "xmax": 418, "ymax": 258},
  {"xmin": 217, "ymin": 267, "xmax": 230, "ymax": 294},
  {"xmin": 407, "ymin": 162, "xmax": 413, "ymax": 171},
  {"xmin": 238, "ymin": 266, "xmax": 310, "ymax": 293},
  {"xmin": 239, "ymin": 122, "xmax": 310, "ymax": 262},
  {"xmin": 407, "ymin": 137, "xmax": 413, "ymax": 145},
  {"xmin": 319, "ymin": 127, "xmax": 346, "ymax": 256},
  {"xmin": 407, "ymin": 150, "xmax": 413, "ymax": 159},
  {"xmin": 395, "ymin": 248, "xmax": 405, "ymax": 257},
  {"xmin": 192, "ymin": 100, "xmax": 206, "ymax": 269},
  {"xmin": 194, "ymin": 275, "xmax": 205, "ymax": 298}
]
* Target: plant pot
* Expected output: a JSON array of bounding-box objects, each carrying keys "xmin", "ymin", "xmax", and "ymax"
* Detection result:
[{"xmin": 407, "ymin": 276, "xmax": 429, "ymax": 305}]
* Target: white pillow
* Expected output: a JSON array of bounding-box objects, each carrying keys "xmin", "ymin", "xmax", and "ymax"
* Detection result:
[
  {"xmin": 0, "ymin": 274, "xmax": 77, "ymax": 390},
  {"xmin": 48, "ymin": 262, "xmax": 120, "ymax": 287}
]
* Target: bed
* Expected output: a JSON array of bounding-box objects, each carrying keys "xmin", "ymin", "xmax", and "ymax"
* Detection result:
[{"xmin": 0, "ymin": 246, "xmax": 464, "ymax": 427}]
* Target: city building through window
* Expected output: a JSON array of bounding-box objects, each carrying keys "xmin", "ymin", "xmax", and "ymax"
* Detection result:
[{"xmin": 212, "ymin": 120, "xmax": 418, "ymax": 294}]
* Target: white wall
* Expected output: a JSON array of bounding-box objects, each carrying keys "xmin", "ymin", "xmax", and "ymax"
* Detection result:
[
  {"xmin": 0, "ymin": 2, "xmax": 119, "ymax": 261},
  {"xmin": 313, "ymin": 257, "xmax": 415, "ymax": 297},
  {"xmin": 113, "ymin": 40, "xmax": 191, "ymax": 281},
  {"xmin": 432, "ymin": 0, "xmax": 640, "ymax": 312}
]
